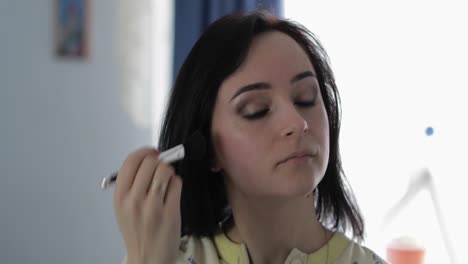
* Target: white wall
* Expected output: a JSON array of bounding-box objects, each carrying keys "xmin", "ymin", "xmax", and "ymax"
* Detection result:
[{"xmin": 0, "ymin": 1, "xmax": 153, "ymax": 263}]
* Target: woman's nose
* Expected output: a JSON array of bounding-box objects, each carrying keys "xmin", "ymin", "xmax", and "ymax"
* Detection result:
[{"xmin": 280, "ymin": 106, "xmax": 309, "ymax": 138}]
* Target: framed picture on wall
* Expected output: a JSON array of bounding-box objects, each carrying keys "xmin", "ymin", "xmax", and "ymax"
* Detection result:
[{"xmin": 54, "ymin": 0, "xmax": 89, "ymax": 58}]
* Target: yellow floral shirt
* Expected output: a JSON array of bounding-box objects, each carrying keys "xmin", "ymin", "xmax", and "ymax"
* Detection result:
[{"xmin": 122, "ymin": 231, "xmax": 387, "ymax": 264}]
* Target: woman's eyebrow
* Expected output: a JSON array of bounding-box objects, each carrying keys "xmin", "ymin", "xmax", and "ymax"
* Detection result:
[
  {"xmin": 230, "ymin": 83, "xmax": 271, "ymax": 102},
  {"xmin": 230, "ymin": 71, "xmax": 316, "ymax": 102},
  {"xmin": 290, "ymin": 71, "xmax": 316, "ymax": 84}
]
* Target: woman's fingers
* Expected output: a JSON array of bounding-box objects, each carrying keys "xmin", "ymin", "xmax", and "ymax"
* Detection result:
[
  {"xmin": 147, "ymin": 162, "xmax": 175, "ymax": 204},
  {"xmin": 114, "ymin": 147, "xmax": 157, "ymax": 199},
  {"xmin": 113, "ymin": 147, "xmax": 182, "ymax": 264},
  {"xmin": 130, "ymin": 152, "xmax": 160, "ymax": 201}
]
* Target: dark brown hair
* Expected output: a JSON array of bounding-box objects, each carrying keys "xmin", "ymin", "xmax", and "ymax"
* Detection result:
[{"xmin": 159, "ymin": 10, "xmax": 364, "ymax": 241}]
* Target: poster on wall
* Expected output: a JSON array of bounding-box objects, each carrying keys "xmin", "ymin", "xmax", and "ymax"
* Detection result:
[{"xmin": 55, "ymin": 0, "xmax": 89, "ymax": 58}]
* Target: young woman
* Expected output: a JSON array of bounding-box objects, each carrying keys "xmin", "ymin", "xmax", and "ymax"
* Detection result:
[{"xmin": 114, "ymin": 10, "xmax": 387, "ymax": 264}]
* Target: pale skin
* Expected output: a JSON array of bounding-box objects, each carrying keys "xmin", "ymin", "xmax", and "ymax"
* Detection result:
[
  {"xmin": 211, "ymin": 31, "xmax": 333, "ymax": 263},
  {"xmin": 113, "ymin": 148, "xmax": 183, "ymax": 264},
  {"xmin": 114, "ymin": 31, "xmax": 333, "ymax": 264}
]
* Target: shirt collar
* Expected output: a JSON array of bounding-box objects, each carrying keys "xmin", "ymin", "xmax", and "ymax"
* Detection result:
[{"xmin": 213, "ymin": 230, "xmax": 351, "ymax": 264}]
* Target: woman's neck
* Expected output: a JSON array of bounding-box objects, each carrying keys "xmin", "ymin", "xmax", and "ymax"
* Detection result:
[{"xmin": 225, "ymin": 192, "xmax": 330, "ymax": 264}]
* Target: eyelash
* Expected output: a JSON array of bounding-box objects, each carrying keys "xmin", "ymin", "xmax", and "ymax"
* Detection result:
[{"xmin": 243, "ymin": 100, "xmax": 316, "ymax": 120}]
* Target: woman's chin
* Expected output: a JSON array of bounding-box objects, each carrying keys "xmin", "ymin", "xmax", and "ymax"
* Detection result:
[{"xmin": 268, "ymin": 178, "xmax": 316, "ymax": 199}]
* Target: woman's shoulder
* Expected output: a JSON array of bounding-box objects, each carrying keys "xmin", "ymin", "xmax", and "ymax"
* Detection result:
[
  {"xmin": 121, "ymin": 235, "xmax": 221, "ymax": 264},
  {"xmin": 332, "ymin": 232, "xmax": 388, "ymax": 264},
  {"xmin": 177, "ymin": 234, "xmax": 222, "ymax": 264}
]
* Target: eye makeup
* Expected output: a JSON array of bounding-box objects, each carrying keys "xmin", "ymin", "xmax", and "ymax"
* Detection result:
[
  {"xmin": 233, "ymin": 80, "xmax": 319, "ymax": 121},
  {"xmin": 235, "ymin": 97, "xmax": 271, "ymax": 120}
]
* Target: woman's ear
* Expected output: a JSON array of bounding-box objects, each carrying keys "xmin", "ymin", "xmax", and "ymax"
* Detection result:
[
  {"xmin": 211, "ymin": 167, "xmax": 222, "ymax": 173},
  {"xmin": 210, "ymin": 159, "xmax": 222, "ymax": 173},
  {"xmin": 209, "ymin": 133, "xmax": 225, "ymax": 173},
  {"xmin": 210, "ymin": 155, "xmax": 223, "ymax": 173}
]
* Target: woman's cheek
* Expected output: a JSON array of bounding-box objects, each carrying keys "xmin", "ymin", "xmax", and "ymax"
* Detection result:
[{"xmin": 221, "ymin": 136, "xmax": 266, "ymax": 184}]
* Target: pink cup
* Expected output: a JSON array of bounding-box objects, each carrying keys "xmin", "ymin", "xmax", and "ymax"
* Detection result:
[{"xmin": 386, "ymin": 236, "xmax": 425, "ymax": 264}]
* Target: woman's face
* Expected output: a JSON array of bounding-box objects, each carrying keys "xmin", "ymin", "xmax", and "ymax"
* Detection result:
[{"xmin": 211, "ymin": 31, "xmax": 329, "ymax": 198}]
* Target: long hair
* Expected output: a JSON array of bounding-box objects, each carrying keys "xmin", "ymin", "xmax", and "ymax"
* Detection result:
[{"xmin": 159, "ymin": 10, "xmax": 364, "ymax": 241}]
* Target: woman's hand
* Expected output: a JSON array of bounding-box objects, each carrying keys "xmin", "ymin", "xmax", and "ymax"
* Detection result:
[{"xmin": 113, "ymin": 148, "xmax": 183, "ymax": 264}]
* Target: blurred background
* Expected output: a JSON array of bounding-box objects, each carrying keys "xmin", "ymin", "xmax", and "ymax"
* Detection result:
[{"xmin": 0, "ymin": 0, "xmax": 466, "ymax": 263}]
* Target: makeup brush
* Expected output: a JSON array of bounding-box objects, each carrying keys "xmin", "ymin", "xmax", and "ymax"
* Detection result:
[{"xmin": 100, "ymin": 131, "xmax": 206, "ymax": 190}]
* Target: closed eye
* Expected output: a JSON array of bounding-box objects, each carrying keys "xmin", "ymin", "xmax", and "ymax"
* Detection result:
[
  {"xmin": 295, "ymin": 100, "xmax": 316, "ymax": 107},
  {"xmin": 243, "ymin": 108, "xmax": 270, "ymax": 120},
  {"xmin": 242, "ymin": 100, "xmax": 315, "ymax": 120}
]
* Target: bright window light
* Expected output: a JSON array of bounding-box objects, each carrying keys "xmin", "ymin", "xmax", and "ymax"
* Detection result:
[{"xmin": 286, "ymin": 1, "xmax": 467, "ymax": 263}]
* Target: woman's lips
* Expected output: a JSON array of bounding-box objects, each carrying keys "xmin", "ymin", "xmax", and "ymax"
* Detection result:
[
  {"xmin": 277, "ymin": 150, "xmax": 316, "ymax": 165},
  {"xmin": 283, "ymin": 155, "xmax": 313, "ymax": 164}
]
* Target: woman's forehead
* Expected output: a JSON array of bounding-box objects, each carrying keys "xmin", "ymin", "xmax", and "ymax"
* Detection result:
[{"xmin": 219, "ymin": 31, "xmax": 315, "ymax": 97}]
